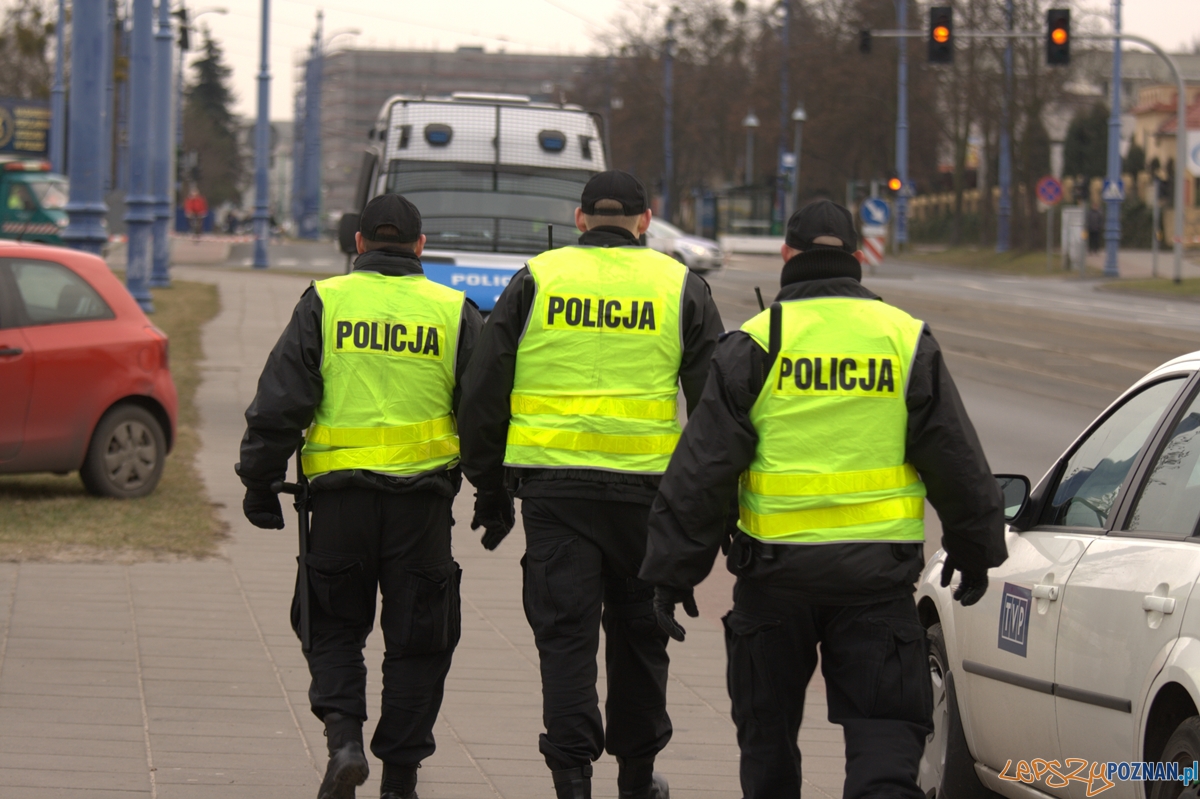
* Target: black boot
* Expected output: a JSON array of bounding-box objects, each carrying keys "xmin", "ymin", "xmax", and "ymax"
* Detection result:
[
  {"xmin": 380, "ymin": 763, "xmax": 419, "ymax": 799},
  {"xmin": 616, "ymin": 757, "xmax": 670, "ymax": 799},
  {"xmin": 552, "ymin": 764, "xmax": 592, "ymax": 799},
  {"xmin": 318, "ymin": 713, "xmax": 369, "ymax": 799}
]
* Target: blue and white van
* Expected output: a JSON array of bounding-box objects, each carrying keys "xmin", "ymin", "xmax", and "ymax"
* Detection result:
[{"xmin": 339, "ymin": 93, "xmax": 608, "ymax": 311}]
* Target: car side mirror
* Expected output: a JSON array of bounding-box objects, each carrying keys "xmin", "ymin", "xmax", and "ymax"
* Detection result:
[
  {"xmin": 337, "ymin": 212, "xmax": 359, "ymax": 255},
  {"xmin": 996, "ymin": 474, "xmax": 1031, "ymax": 522}
]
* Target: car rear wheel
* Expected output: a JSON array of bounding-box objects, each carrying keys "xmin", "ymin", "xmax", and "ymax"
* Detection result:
[
  {"xmin": 919, "ymin": 622, "xmax": 1001, "ymax": 799},
  {"xmin": 1150, "ymin": 716, "xmax": 1200, "ymax": 799},
  {"xmin": 80, "ymin": 404, "xmax": 166, "ymax": 498}
]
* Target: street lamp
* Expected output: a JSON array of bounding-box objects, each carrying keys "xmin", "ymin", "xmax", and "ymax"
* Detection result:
[
  {"xmin": 790, "ymin": 104, "xmax": 806, "ymax": 217},
  {"xmin": 251, "ymin": 0, "xmax": 270, "ymax": 267},
  {"xmin": 300, "ymin": 21, "xmax": 359, "ymax": 240},
  {"xmin": 743, "ymin": 112, "xmax": 759, "ymax": 187}
]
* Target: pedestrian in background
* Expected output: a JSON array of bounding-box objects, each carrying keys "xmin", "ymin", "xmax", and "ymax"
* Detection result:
[
  {"xmin": 458, "ymin": 170, "xmax": 724, "ymax": 799},
  {"xmin": 184, "ymin": 186, "xmax": 208, "ymax": 238},
  {"xmin": 236, "ymin": 194, "xmax": 482, "ymax": 799},
  {"xmin": 641, "ymin": 199, "xmax": 1007, "ymax": 799}
]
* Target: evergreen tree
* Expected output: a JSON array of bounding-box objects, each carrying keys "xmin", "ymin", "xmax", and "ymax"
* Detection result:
[
  {"xmin": 0, "ymin": 0, "xmax": 54, "ymax": 99},
  {"xmin": 182, "ymin": 29, "xmax": 242, "ymax": 205},
  {"xmin": 1063, "ymin": 103, "xmax": 1109, "ymax": 182}
]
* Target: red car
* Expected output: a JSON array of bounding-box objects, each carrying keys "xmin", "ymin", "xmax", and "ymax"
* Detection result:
[{"xmin": 0, "ymin": 242, "xmax": 177, "ymax": 497}]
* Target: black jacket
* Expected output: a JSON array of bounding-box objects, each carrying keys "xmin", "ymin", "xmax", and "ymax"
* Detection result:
[
  {"xmin": 236, "ymin": 248, "xmax": 484, "ymax": 498},
  {"xmin": 458, "ymin": 226, "xmax": 725, "ymax": 505},
  {"xmin": 639, "ymin": 247, "xmax": 1007, "ymax": 605}
]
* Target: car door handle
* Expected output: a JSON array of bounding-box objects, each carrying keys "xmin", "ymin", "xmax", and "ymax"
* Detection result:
[
  {"xmin": 1143, "ymin": 595, "xmax": 1176, "ymax": 615},
  {"xmin": 1032, "ymin": 584, "xmax": 1060, "ymax": 601},
  {"xmin": 0, "ymin": 347, "xmax": 23, "ymax": 357}
]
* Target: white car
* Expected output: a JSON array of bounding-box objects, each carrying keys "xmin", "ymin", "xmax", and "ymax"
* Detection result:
[
  {"xmin": 645, "ymin": 219, "xmax": 725, "ymax": 273},
  {"xmin": 918, "ymin": 351, "xmax": 1200, "ymax": 799}
]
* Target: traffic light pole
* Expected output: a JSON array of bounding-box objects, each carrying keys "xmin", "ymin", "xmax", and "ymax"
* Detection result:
[
  {"xmin": 997, "ymin": 0, "xmax": 1013, "ymax": 253},
  {"xmin": 865, "ymin": 27, "xmax": 1185, "ymax": 283},
  {"xmin": 1104, "ymin": 0, "xmax": 1122, "ymax": 278},
  {"xmin": 894, "ymin": 0, "xmax": 909, "ymax": 250}
]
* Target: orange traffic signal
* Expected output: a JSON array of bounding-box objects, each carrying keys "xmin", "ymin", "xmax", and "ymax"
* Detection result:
[
  {"xmin": 933, "ymin": 25, "xmax": 950, "ymax": 44},
  {"xmin": 928, "ymin": 6, "xmax": 953, "ymax": 63},
  {"xmin": 1051, "ymin": 27, "xmax": 1068, "ymax": 45},
  {"xmin": 887, "ymin": 177, "xmax": 903, "ymax": 192},
  {"xmin": 1046, "ymin": 9, "xmax": 1070, "ymax": 65}
]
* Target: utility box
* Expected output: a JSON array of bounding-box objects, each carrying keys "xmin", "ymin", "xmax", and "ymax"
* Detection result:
[{"xmin": 1061, "ymin": 206, "xmax": 1086, "ymax": 272}]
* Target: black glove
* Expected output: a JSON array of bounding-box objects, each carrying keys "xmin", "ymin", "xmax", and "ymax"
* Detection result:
[
  {"xmin": 940, "ymin": 557, "xmax": 988, "ymax": 607},
  {"xmin": 243, "ymin": 488, "xmax": 285, "ymax": 530},
  {"xmin": 654, "ymin": 586, "xmax": 699, "ymax": 642},
  {"xmin": 472, "ymin": 488, "xmax": 515, "ymax": 550}
]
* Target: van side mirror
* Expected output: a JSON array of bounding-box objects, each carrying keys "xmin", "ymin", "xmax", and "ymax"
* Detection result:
[
  {"xmin": 996, "ymin": 474, "xmax": 1031, "ymax": 522},
  {"xmin": 337, "ymin": 213, "xmax": 359, "ymax": 255}
]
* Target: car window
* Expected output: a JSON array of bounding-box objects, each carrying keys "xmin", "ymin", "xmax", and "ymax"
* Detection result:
[
  {"xmin": 26, "ymin": 178, "xmax": 68, "ymax": 210},
  {"xmin": 6, "ymin": 183, "xmax": 36, "ymax": 212},
  {"xmin": 1041, "ymin": 377, "xmax": 1186, "ymax": 528},
  {"xmin": 7, "ymin": 259, "xmax": 114, "ymax": 325},
  {"xmin": 1126, "ymin": 388, "xmax": 1200, "ymax": 537}
]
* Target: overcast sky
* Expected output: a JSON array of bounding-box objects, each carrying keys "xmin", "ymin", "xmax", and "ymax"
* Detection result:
[{"xmin": 181, "ymin": 0, "xmax": 1200, "ymax": 121}]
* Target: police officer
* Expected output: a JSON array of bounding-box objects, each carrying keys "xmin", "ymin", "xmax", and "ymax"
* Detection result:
[
  {"xmin": 236, "ymin": 194, "xmax": 482, "ymax": 799},
  {"xmin": 641, "ymin": 199, "xmax": 1007, "ymax": 799},
  {"xmin": 458, "ymin": 170, "xmax": 724, "ymax": 799}
]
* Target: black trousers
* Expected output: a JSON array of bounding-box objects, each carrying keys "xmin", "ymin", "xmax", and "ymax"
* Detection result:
[
  {"xmin": 520, "ymin": 496, "xmax": 672, "ymax": 772},
  {"xmin": 294, "ymin": 488, "xmax": 461, "ymax": 767},
  {"xmin": 724, "ymin": 579, "xmax": 933, "ymax": 799}
]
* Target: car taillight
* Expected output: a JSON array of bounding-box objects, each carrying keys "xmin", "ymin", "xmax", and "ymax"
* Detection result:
[{"xmin": 145, "ymin": 325, "xmax": 169, "ymax": 369}]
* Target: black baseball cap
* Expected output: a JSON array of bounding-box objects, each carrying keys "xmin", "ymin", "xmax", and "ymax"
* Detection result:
[
  {"xmin": 785, "ymin": 199, "xmax": 858, "ymax": 253},
  {"xmin": 359, "ymin": 193, "xmax": 422, "ymax": 243},
  {"xmin": 580, "ymin": 170, "xmax": 648, "ymax": 215}
]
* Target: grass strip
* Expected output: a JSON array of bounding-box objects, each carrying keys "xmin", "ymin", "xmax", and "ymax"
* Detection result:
[
  {"xmin": 1098, "ymin": 278, "xmax": 1200, "ymax": 299},
  {"xmin": 0, "ymin": 279, "xmax": 227, "ymax": 561}
]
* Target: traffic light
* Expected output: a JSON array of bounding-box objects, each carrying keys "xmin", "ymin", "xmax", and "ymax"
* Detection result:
[
  {"xmin": 859, "ymin": 29, "xmax": 872, "ymax": 55},
  {"xmin": 886, "ymin": 173, "xmax": 903, "ymax": 194},
  {"xmin": 1046, "ymin": 9, "xmax": 1070, "ymax": 66},
  {"xmin": 928, "ymin": 6, "xmax": 953, "ymax": 64}
]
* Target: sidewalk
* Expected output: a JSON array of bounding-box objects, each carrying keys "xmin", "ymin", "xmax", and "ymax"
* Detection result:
[{"xmin": 0, "ymin": 267, "xmax": 844, "ymax": 798}]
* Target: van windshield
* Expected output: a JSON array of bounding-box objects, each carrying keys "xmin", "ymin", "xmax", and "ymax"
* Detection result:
[
  {"xmin": 385, "ymin": 160, "xmax": 592, "ymax": 254},
  {"xmin": 26, "ymin": 178, "xmax": 68, "ymax": 210}
]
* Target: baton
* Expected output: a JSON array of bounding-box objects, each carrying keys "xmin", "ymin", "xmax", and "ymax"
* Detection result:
[
  {"xmin": 271, "ymin": 441, "xmax": 312, "ymax": 653},
  {"xmin": 754, "ymin": 286, "xmax": 765, "ymax": 311}
]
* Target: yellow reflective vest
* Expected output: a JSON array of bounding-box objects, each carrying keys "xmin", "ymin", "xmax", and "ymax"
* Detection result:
[
  {"xmin": 504, "ymin": 245, "xmax": 688, "ymax": 474},
  {"xmin": 738, "ymin": 297, "xmax": 927, "ymax": 544},
  {"xmin": 300, "ymin": 270, "xmax": 465, "ymax": 479}
]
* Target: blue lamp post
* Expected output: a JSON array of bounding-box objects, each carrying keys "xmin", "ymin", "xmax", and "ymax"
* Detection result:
[
  {"xmin": 298, "ymin": 14, "xmax": 323, "ymax": 240},
  {"xmin": 61, "ymin": 0, "xmax": 110, "ymax": 254},
  {"xmin": 124, "ymin": 0, "xmax": 155, "ymax": 312},
  {"xmin": 894, "ymin": 0, "xmax": 909, "ymax": 248},
  {"xmin": 662, "ymin": 16, "xmax": 674, "ymax": 224},
  {"xmin": 150, "ymin": 0, "xmax": 175, "ymax": 287},
  {"xmin": 251, "ymin": 0, "xmax": 271, "ymax": 268},
  {"xmin": 996, "ymin": 0, "xmax": 1014, "ymax": 252},
  {"xmin": 49, "ymin": 0, "xmax": 66, "ymax": 174},
  {"xmin": 1103, "ymin": 0, "xmax": 1122, "ymax": 277}
]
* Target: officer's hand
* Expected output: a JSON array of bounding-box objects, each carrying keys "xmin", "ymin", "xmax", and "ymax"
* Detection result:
[
  {"xmin": 940, "ymin": 557, "xmax": 989, "ymax": 607},
  {"xmin": 654, "ymin": 586, "xmax": 699, "ymax": 642},
  {"xmin": 243, "ymin": 488, "xmax": 285, "ymax": 530},
  {"xmin": 472, "ymin": 488, "xmax": 515, "ymax": 550}
]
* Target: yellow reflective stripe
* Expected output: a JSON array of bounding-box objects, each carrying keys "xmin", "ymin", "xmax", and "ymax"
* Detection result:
[
  {"xmin": 743, "ymin": 464, "xmax": 919, "ymax": 497},
  {"xmin": 740, "ymin": 496, "xmax": 925, "ymax": 541},
  {"xmin": 307, "ymin": 415, "xmax": 456, "ymax": 447},
  {"xmin": 511, "ymin": 393, "xmax": 677, "ymax": 421},
  {"xmin": 507, "ymin": 425, "xmax": 679, "ymax": 455},
  {"xmin": 301, "ymin": 436, "xmax": 460, "ymax": 474}
]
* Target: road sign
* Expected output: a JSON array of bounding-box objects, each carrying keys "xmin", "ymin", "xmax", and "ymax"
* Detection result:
[
  {"xmin": 1188, "ymin": 131, "xmax": 1200, "ymax": 178},
  {"xmin": 1101, "ymin": 179, "xmax": 1125, "ymax": 202},
  {"xmin": 1036, "ymin": 175, "xmax": 1063, "ymax": 206},
  {"xmin": 861, "ymin": 198, "xmax": 890, "ymax": 226}
]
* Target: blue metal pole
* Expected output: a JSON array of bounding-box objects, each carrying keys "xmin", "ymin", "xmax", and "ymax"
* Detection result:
[
  {"xmin": 291, "ymin": 84, "xmax": 304, "ymax": 232},
  {"xmin": 124, "ymin": 0, "xmax": 155, "ymax": 312},
  {"xmin": 150, "ymin": 0, "xmax": 174, "ymax": 287},
  {"xmin": 775, "ymin": 0, "xmax": 790, "ymax": 233},
  {"xmin": 1103, "ymin": 0, "xmax": 1122, "ymax": 277},
  {"xmin": 252, "ymin": 0, "xmax": 271, "ymax": 268},
  {"xmin": 997, "ymin": 0, "xmax": 1013, "ymax": 252},
  {"xmin": 61, "ymin": 0, "xmax": 109, "ymax": 254},
  {"xmin": 662, "ymin": 17, "xmax": 674, "ymax": 224},
  {"xmin": 894, "ymin": 0, "xmax": 909, "ymax": 247},
  {"xmin": 300, "ymin": 16, "xmax": 322, "ymax": 240},
  {"xmin": 49, "ymin": 0, "xmax": 66, "ymax": 173},
  {"xmin": 102, "ymin": 0, "xmax": 115, "ymax": 191},
  {"xmin": 117, "ymin": 18, "xmax": 130, "ymax": 192}
]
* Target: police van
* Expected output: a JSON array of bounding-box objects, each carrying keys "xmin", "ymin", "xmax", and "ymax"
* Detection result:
[
  {"xmin": 0, "ymin": 157, "xmax": 68, "ymax": 245},
  {"xmin": 338, "ymin": 93, "xmax": 608, "ymax": 311}
]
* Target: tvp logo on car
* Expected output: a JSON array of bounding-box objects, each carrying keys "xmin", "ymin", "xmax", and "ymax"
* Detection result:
[{"xmin": 998, "ymin": 582, "xmax": 1031, "ymax": 657}]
